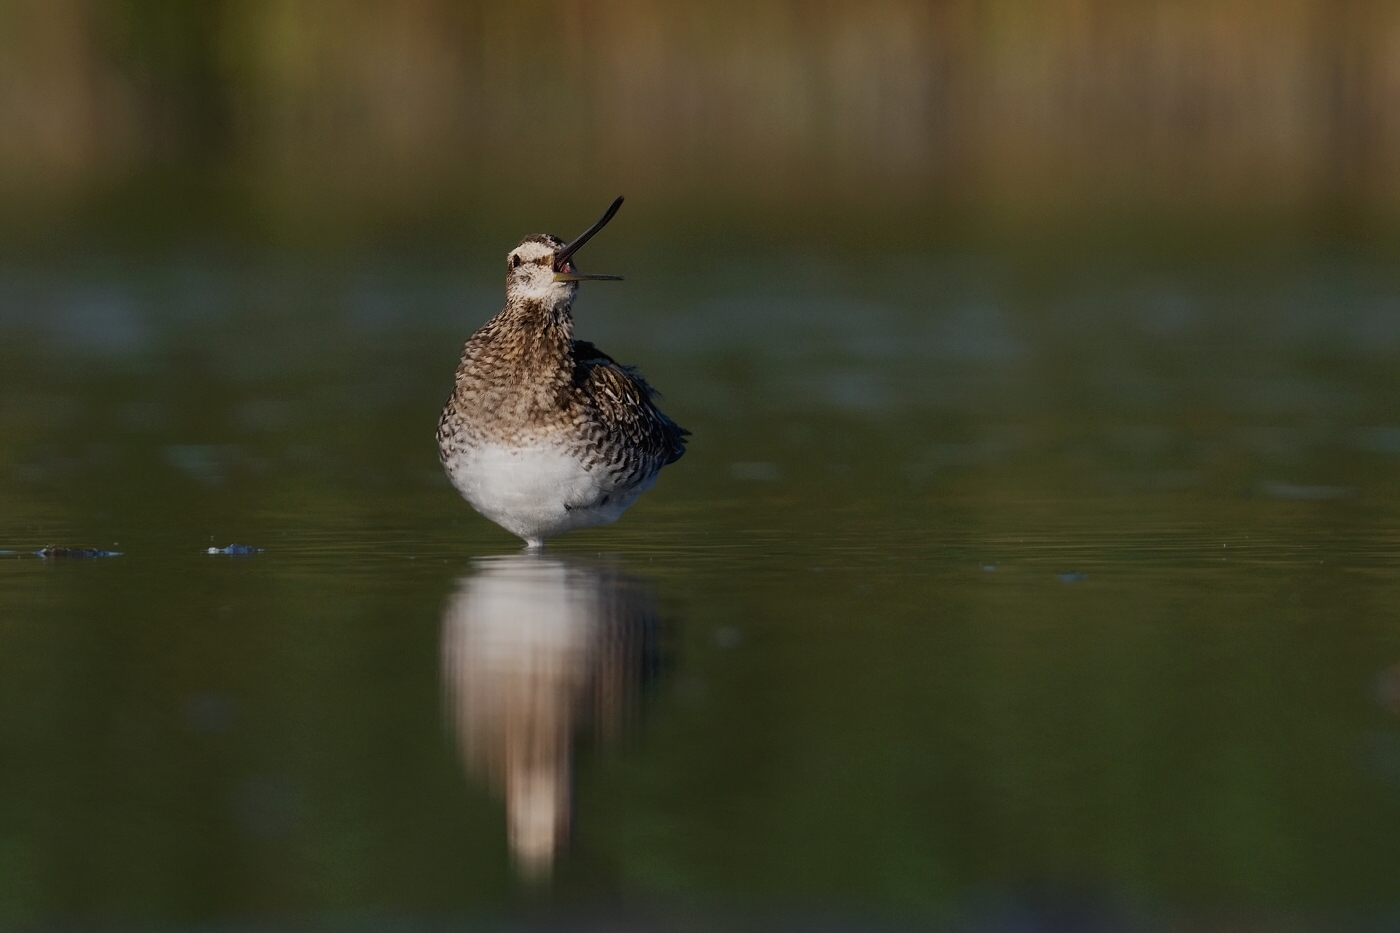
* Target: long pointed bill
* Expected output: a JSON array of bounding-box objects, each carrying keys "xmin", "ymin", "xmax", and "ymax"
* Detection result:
[
  {"xmin": 553, "ymin": 272, "xmax": 624, "ymax": 282},
  {"xmin": 552, "ymin": 195, "xmax": 624, "ymax": 273}
]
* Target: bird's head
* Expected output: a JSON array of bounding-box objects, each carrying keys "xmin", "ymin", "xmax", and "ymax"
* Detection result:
[{"xmin": 505, "ymin": 196, "xmax": 624, "ymax": 307}]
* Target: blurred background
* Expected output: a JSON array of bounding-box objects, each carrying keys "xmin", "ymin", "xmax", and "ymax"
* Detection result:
[
  {"xmin": 4, "ymin": 2, "xmax": 1400, "ymax": 932},
  {"xmin": 6, "ymin": 0, "xmax": 1400, "ymax": 247}
]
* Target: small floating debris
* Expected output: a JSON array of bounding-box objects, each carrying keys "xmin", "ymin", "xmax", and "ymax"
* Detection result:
[
  {"xmin": 36, "ymin": 546, "xmax": 123, "ymax": 559},
  {"xmin": 1057, "ymin": 571, "xmax": 1087, "ymax": 583},
  {"xmin": 982, "ymin": 563, "xmax": 998, "ymax": 572},
  {"xmin": 207, "ymin": 544, "xmax": 264, "ymax": 555}
]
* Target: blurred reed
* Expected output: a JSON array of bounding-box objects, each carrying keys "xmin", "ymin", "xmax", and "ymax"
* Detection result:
[{"xmin": 3, "ymin": 0, "xmax": 1400, "ymax": 238}]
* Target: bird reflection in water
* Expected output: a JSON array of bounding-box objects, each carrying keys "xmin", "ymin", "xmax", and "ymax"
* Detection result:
[{"xmin": 440, "ymin": 555, "xmax": 661, "ymax": 878}]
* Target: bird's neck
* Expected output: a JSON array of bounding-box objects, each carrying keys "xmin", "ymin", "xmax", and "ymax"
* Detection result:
[
  {"xmin": 490, "ymin": 297, "xmax": 574, "ymax": 363},
  {"xmin": 500, "ymin": 292, "xmax": 572, "ymax": 329},
  {"xmin": 454, "ymin": 296, "xmax": 576, "ymax": 422}
]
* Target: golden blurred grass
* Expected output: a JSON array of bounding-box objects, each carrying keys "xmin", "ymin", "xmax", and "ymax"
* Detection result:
[{"xmin": 4, "ymin": 0, "xmax": 1400, "ymax": 235}]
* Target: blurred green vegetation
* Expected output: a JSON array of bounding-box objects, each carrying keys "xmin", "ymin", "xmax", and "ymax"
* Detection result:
[{"xmin": 5, "ymin": 0, "xmax": 1400, "ymax": 248}]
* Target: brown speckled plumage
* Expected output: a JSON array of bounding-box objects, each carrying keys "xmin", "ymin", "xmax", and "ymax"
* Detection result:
[
  {"xmin": 436, "ymin": 290, "xmax": 688, "ymax": 477},
  {"xmin": 437, "ymin": 217, "xmax": 688, "ymax": 546}
]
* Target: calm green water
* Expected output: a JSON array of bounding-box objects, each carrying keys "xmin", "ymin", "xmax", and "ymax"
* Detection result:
[{"xmin": 2, "ymin": 242, "xmax": 1400, "ymax": 930}]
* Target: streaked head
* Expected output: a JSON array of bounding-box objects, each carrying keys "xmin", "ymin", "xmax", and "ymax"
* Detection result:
[{"xmin": 504, "ymin": 197, "xmax": 625, "ymax": 306}]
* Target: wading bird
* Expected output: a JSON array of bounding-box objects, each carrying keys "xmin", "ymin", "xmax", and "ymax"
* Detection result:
[{"xmin": 437, "ymin": 197, "xmax": 688, "ymax": 548}]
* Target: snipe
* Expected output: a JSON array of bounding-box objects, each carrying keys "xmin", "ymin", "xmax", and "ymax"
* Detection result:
[{"xmin": 437, "ymin": 197, "xmax": 688, "ymax": 547}]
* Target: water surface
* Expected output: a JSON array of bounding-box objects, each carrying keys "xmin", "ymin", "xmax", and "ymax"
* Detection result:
[{"xmin": 2, "ymin": 243, "xmax": 1399, "ymax": 929}]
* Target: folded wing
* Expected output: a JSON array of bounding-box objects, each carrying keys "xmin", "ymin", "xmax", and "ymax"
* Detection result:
[{"xmin": 572, "ymin": 340, "xmax": 689, "ymax": 471}]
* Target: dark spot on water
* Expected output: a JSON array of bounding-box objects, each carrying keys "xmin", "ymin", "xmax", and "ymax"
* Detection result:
[{"xmin": 36, "ymin": 546, "xmax": 122, "ymax": 559}]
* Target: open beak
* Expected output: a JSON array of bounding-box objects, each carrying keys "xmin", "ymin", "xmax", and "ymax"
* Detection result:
[{"xmin": 553, "ymin": 195, "xmax": 625, "ymax": 282}]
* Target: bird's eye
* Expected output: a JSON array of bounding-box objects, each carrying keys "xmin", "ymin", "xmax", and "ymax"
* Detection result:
[{"xmin": 509, "ymin": 254, "xmax": 522, "ymax": 269}]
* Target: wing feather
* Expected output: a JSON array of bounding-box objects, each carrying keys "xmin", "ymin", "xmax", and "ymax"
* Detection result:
[{"xmin": 572, "ymin": 340, "xmax": 689, "ymax": 469}]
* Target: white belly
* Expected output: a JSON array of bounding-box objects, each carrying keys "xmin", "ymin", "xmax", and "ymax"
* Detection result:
[{"xmin": 445, "ymin": 443, "xmax": 654, "ymax": 546}]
